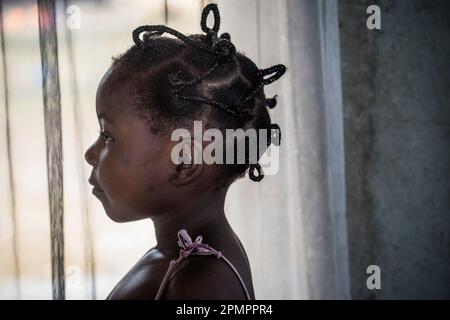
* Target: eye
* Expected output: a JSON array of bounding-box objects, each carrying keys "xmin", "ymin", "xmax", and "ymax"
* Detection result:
[{"xmin": 99, "ymin": 130, "xmax": 113, "ymax": 143}]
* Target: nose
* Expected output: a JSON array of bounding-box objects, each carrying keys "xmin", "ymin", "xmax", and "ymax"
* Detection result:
[{"xmin": 84, "ymin": 142, "xmax": 98, "ymax": 167}]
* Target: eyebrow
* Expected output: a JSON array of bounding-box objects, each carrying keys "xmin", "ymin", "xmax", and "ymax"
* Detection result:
[{"xmin": 97, "ymin": 112, "xmax": 115, "ymax": 125}]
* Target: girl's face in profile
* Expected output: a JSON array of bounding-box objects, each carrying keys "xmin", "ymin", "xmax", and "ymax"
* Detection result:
[{"xmin": 85, "ymin": 67, "xmax": 175, "ymax": 222}]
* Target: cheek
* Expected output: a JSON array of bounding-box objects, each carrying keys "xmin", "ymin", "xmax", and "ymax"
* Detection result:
[
  {"xmin": 95, "ymin": 137, "xmax": 175, "ymax": 213},
  {"xmin": 97, "ymin": 158, "xmax": 147, "ymax": 221},
  {"xmin": 96, "ymin": 149, "xmax": 132, "ymax": 193},
  {"xmin": 96, "ymin": 148, "xmax": 114, "ymax": 178},
  {"xmin": 97, "ymin": 147, "xmax": 163, "ymax": 196}
]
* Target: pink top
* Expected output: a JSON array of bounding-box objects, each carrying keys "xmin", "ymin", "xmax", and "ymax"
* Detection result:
[{"xmin": 154, "ymin": 229, "xmax": 251, "ymax": 300}]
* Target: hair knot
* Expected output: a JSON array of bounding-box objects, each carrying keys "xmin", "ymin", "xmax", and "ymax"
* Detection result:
[
  {"xmin": 219, "ymin": 32, "xmax": 231, "ymax": 41},
  {"xmin": 266, "ymin": 95, "xmax": 278, "ymax": 109},
  {"xmin": 213, "ymin": 38, "xmax": 236, "ymax": 62},
  {"xmin": 201, "ymin": 3, "xmax": 220, "ymax": 33},
  {"xmin": 269, "ymin": 123, "xmax": 281, "ymax": 146},
  {"xmin": 258, "ymin": 65, "xmax": 287, "ymax": 85},
  {"xmin": 249, "ymin": 163, "xmax": 264, "ymax": 182}
]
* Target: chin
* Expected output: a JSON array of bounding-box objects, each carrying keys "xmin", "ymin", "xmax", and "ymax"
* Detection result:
[
  {"xmin": 105, "ymin": 208, "xmax": 146, "ymax": 223},
  {"xmin": 106, "ymin": 213, "xmax": 129, "ymax": 223}
]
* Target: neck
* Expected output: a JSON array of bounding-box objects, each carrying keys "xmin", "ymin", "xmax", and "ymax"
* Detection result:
[{"xmin": 151, "ymin": 189, "xmax": 230, "ymax": 254}]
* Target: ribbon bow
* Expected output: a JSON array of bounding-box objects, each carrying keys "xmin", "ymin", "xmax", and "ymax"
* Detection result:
[{"xmin": 177, "ymin": 229, "xmax": 222, "ymax": 259}]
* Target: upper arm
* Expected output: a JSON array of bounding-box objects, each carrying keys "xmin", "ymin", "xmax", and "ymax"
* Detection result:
[{"xmin": 161, "ymin": 255, "xmax": 248, "ymax": 300}]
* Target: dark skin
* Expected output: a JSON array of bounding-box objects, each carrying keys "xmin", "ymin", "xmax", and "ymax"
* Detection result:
[{"xmin": 84, "ymin": 66, "xmax": 255, "ymax": 299}]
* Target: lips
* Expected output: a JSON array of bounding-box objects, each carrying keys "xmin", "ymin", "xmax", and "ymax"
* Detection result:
[
  {"xmin": 88, "ymin": 174, "xmax": 104, "ymax": 193},
  {"xmin": 92, "ymin": 187, "xmax": 104, "ymax": 196}
]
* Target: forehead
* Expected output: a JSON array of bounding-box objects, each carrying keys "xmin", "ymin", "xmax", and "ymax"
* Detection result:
[
  {"xmin": 94, "ymin": 67, "xmax": 166, "ymax": 141},
  {"xmin": 95, "ymin": 67, "xmax": 135, "ymax": 121}
]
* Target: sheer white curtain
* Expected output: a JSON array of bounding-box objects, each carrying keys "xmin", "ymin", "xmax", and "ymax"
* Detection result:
[{"xmin": 219, "ymin": 0, "xmax": 350, "ymax": 299}]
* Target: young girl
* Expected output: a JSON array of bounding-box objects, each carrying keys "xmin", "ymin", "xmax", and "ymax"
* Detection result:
[{"xmin": 84, "ymin": 4, "xmax": 285, "ymax": 300}]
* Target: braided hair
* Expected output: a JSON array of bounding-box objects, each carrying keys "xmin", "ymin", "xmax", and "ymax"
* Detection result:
[{"xmin": 110, "ymin": 4, "xmax": 286, "ymax": 186}]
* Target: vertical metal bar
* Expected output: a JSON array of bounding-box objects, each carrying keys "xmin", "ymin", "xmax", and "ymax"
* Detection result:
[
  {"xmin": 37, "ymin": 0, "xmax": 65, "ymax": 300},
  {"xmin": 0, "ymin": 0, "xmax": 21, "ymax": 299}
]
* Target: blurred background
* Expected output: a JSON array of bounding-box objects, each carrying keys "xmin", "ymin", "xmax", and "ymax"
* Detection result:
[{"xmin": 0, "ymin": 0, "xmax": 449, "ymax": 299}]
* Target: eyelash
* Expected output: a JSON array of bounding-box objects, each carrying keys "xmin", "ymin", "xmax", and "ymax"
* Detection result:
[{"xmin": 99, "ymin": 130, "xmax": 113, "ymax": 143}]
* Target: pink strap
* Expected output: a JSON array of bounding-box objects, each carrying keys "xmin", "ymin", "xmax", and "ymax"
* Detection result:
[{"xmin": 155, "ymin": 229, "xmax": 251, "ymax": 300}]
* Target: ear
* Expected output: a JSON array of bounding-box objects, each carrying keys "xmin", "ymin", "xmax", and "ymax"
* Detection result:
[
  {"xmin": 169, "ymin": 138, "xmax": 204, "ymax": 186},
  {"xmin": 170, "ymin": 162, "xmax": 204, "ymax": 186}
]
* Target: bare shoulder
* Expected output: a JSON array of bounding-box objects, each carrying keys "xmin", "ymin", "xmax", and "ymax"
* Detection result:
[
  {"xmin": 161, "ymin": 255, "xmax": 249, "ymax": 300},
  {"xmin": 107, "ymin": 252, "xmax": 171, "ymax": 300}
]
